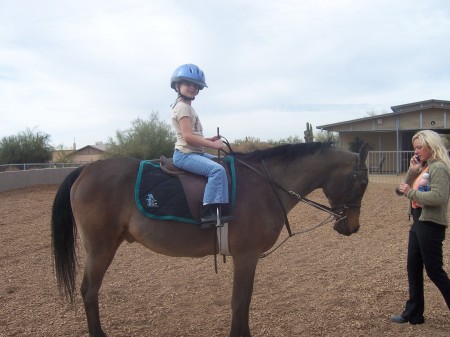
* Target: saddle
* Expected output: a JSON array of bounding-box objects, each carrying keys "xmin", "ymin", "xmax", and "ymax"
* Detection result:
[
  {"xmin": 160, "ymin": 156, "xmax": 187, "ymax": 176},
  {"xmin": 135, "ymin": 156, "xmax": 235, "ymax": 224},
  {"xmin": 159, "ymin": 156, "xmax": 207, "ymax": 220}
]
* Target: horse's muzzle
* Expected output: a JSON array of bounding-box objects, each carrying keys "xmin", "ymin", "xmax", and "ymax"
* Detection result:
[{"xmin": 333, "ymin": 217, "xmax": 360, "ymax": 236}]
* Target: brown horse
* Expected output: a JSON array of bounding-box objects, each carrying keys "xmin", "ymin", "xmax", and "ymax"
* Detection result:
[{"xmin": 51, "ymin": 142, "xmax": 369, "ymax": 337}]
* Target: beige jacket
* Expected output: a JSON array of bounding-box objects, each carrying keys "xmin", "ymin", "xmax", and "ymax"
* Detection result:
[{"xmin": 405, "ymin": 159, "xmax": 450, "ymax": 227}]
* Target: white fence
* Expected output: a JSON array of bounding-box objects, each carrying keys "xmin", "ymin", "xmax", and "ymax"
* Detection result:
[
  {"xmin": 0, "ymin": 162, "xmax": 83, "ymax": 172},
  {"xmin": 0, "ymin": 154, "xmax": 415, "ymax": 192},
  {"xmin": 367, "ymin": 151, "xmax": 414, "ymax": 185}
]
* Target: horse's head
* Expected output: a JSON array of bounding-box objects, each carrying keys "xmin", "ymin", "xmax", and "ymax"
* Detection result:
[
  {"xmin": 235, "ymin": 142, "xmax": 369, "ymax": 236},
  {"xmin": 323, "ymin": 144, "xmax": 369, "ymax": 236}
]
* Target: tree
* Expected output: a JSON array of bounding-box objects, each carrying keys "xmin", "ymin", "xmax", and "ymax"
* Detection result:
[
  {"xmin": 52, "ymin": 144, "xmax": 76, "ymax": 163},
  {"xmin": 348, "ymin": 136, "xmax": 365, "ymax": 153},
  {"xmin": 0, "ymin": 128, "xmax": 53, "ymax": 164},
  {"xmin": 232, "ymin": 136, "xmax": 271, "ymax": 152},
  {"xmin": 106, "ymin": 112, "xmax": 175, "ymax": 159},
  {"xmin": 233, "ymin": 136, "xmax": 261, "ymax": 146},
  {"xmin": 314, "ymin": 130, "xmax": 338, "ymax": 143},
  {"xmin": 268, "ymin": 135, "xmax": 303, "ymax": 146},
  {"xmin": 366, "ymin": 108, "xmax": 389, "ymax": 117}
]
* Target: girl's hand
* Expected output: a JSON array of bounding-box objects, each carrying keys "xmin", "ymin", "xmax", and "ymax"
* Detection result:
[
  {"xmin": 206, "ymin": 135, "xmax": 221, "ymax": 141},
  {"xmin": 211, "ymin": 139, "xmax": 224, "ymax": 150}
]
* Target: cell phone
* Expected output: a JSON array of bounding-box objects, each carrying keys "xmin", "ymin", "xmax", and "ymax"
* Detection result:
[{"xmin": 415, "ymin": 155, "xmax": 420, "ymax": 163}]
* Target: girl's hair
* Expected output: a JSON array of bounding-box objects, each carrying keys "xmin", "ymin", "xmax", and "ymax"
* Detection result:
[{"xmin": 412, "ymin": 130, "xmax": 450, "ymax": 168}]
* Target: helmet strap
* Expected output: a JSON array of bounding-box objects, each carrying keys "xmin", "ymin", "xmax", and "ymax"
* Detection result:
[
  {"xmin": 170, "ymin": 83, "xmax": 195, "ymax": 108},
  {"xmin": 178, "ymin": 93, "xmax": 195, "ymax": 101},
  {"xmin": 170, "ymin": 93, "xmax": 195, "ymax": 108}
]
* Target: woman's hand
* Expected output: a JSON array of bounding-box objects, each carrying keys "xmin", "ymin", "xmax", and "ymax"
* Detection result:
[
  {"xmin": 409, "ymin": 155, "xmax": 421, "ymax": 172},
  {"xmin": 397, "ymin": 183, "xmax": 411, "ymax": 196}
]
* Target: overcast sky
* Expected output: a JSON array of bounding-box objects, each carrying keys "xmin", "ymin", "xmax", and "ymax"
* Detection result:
[{"xmin": 1, "ymin": 0, "xmax": 450, "ymax": 149}]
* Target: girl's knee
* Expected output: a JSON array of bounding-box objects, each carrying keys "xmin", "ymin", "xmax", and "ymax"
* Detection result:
[{"xmin": 210, "ymin": 164, "xmax": 225, "ymax": 175}]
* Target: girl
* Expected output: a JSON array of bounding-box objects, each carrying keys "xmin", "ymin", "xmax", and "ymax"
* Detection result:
[{"xmin": 170, "ymin": 64, "xmax": 232, "ymax": 227}]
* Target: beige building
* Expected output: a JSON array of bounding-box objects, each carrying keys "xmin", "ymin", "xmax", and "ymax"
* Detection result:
[
  {"xmin": 52, "ymin": 143, "xmax": 108, "ymax": 163},
  {"xmin": 318, "ymin": 99, "xmax": 450, "ymax": 152}
]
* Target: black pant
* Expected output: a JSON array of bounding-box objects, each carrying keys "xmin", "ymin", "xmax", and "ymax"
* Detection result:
[{"xmin": 402, "ymin": 208, "xmax": 450, "ymax": 323}]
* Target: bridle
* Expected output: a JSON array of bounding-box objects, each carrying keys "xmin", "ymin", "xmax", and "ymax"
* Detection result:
[
  {"xmin": 220, "ymin": 144, "xmax": 366, "ymax": 257},
  {"xmin": 219, "ymin": 138, "xmax": 366, "ymax": 257},
  {"xmin": 326, "ymin": 164, "xmax": 368, "ymax": 221},
  {"xmin": 235, "ymin": 155, "xmax": 363, "ymax": 231}
]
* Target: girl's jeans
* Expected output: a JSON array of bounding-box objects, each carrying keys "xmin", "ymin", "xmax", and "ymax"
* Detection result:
[{"xmin": 173, "ymin": 150, "xmax": 229, "ymax": 204}]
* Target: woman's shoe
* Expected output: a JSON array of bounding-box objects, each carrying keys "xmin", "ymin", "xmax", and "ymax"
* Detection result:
[
  {"xmin": 390, "ymin": 315, "xmax": 425, "ymax": 325},
  {"xmin": 390, "ymin": 315, "xmax": 407, "ymax": 323}
]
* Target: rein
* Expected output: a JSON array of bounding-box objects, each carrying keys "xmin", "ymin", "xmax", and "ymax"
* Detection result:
[
  {"xmin": 259, "ymin": 159, "xmax": 366, "ymax": 258},
  {"xmin": 235, "ymin": 156, "xmax": 356, "ymax": 258},
  {"xmin": 232, "ymin": 155, "xmax": 348, "ymax": 220},
  {"xmin": 219, "ymin": 139, "xmax": 362, "ymax": 258}
]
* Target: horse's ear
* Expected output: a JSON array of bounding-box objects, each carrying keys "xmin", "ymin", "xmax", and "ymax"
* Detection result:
[{"xmin": 358, "ymin": 143, "xmax": 369, "ymax": 166}]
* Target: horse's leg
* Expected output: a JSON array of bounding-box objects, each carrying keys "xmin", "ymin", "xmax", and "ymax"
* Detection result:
[
  {"xmin": 229, "ymin": 253, "xmax": 259, "ymax": 337},
  {"xmin": 80, "ymin": 236, "xmax": 123, "ymax": 337}
]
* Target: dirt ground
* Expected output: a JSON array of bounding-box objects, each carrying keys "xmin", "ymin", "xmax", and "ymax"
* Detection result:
[{"xmin": 1, "ymin": 183, "xmax": 449, "ymax": 337}]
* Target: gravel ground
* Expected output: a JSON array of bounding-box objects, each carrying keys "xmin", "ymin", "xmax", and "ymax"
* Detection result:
[{"xmin": 1, "ymin": 183, "xmax": 449, "ymax": 337}]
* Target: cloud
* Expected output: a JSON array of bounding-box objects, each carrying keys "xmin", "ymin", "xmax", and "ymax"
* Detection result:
[{"xmin": 1, "ymin": 0, "xmax": 450, "ymax": 148}]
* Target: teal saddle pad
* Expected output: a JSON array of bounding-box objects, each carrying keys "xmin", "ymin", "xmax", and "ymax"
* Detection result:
[{"xmin": 134, "ymin": 156, "xmax": 236, "ymax": 224}]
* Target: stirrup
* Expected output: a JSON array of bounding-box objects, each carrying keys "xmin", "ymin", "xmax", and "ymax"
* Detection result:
[
  {"xmin": 200, "ymin": 206, "xmax": 232, "ymax": 228},
  {"xmin": 202, "ymin": 207, "xmax": 224, "ymax": 227}
]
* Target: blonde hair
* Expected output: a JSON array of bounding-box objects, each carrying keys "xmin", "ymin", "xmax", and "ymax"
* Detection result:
[{"xmin": 412, "ymin": 130, "xmax": 450, "ymax": 168}]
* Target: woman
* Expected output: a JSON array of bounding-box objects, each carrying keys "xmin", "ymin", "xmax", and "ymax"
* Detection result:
[
  {"xmin": 392, "ymin": 130, "xmax": 450, "ymax": 324},
  {"xmin": 170, "ymin": 63, "xmax": 232, "ymax": 227}
]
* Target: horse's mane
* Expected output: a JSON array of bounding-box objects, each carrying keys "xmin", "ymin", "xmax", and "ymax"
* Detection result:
[{"xmin": 232, "ymin": 142, "xmax": 335, "ymax": 162}]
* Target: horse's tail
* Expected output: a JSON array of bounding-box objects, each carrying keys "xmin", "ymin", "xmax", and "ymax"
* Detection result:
[{"xmin": 51, "ymin": 165, "xmax": 84, "ymax": 303}]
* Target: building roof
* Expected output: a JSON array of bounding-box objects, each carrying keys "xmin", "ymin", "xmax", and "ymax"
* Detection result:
[
  {"xmin": 73, "ymin": 143, "xmax": 109, "ymax": 154},
  {"xmin": 391, "ymin": 99, "xmax": 450, "ymax": 113},
  {"xmin": 317, "ymin": 99, "xmax": 450, "ymax": 130}
]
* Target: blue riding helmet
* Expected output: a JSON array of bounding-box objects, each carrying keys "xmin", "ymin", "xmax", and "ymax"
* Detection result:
[{"xmin": 170, "ymin": 64, "xmax": 208, "ymax": 90}]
